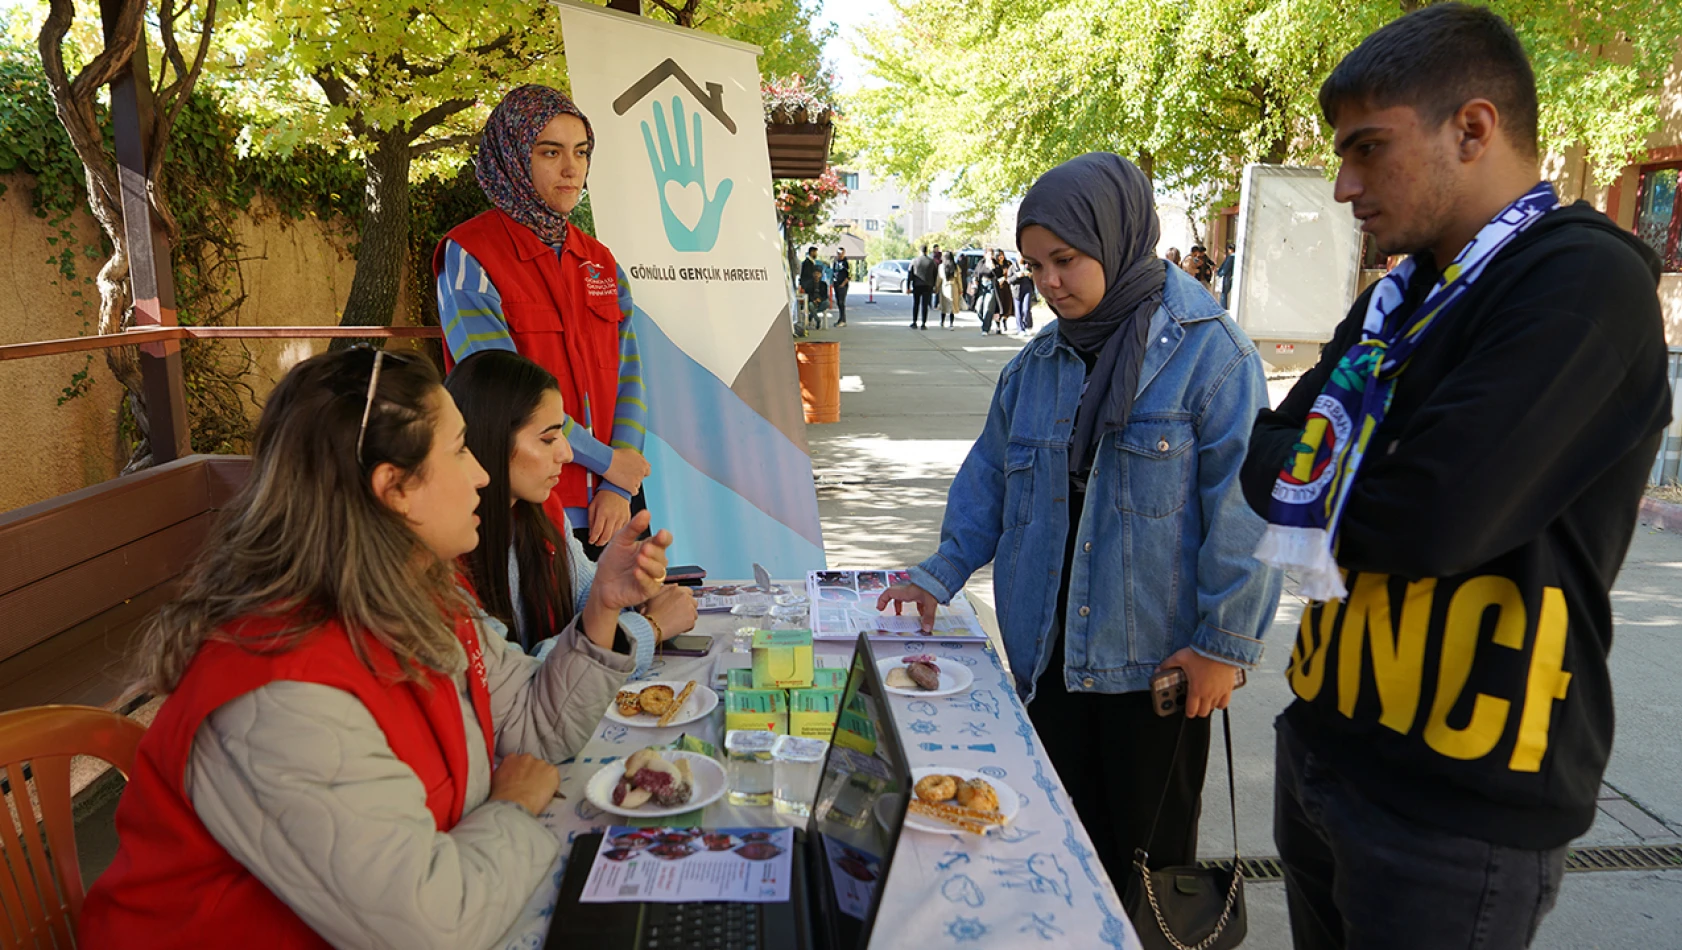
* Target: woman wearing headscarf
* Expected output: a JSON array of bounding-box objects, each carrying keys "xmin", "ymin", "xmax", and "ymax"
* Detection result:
[
  {"xmin": 434, "ymin": 85, "xmax": 650, "ymax": 556},
  {"xmin": 879, "ymin": 154, "xmax": 1280, "ymax": 883}
]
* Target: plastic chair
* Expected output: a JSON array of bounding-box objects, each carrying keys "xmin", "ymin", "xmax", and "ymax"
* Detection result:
[{"xmin": 0, "ymin": 705, "xmax": 145, "ymax": 949}]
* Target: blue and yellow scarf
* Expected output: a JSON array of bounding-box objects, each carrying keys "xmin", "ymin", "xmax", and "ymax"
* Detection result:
[{"xmin": 1255, "ymin": 182, "xmax": 1560, "ymax": 600}]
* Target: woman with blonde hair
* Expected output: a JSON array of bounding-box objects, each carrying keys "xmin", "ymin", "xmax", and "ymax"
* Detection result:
[{"xmin": 82, "ymin": 347, "xmax": 672, "ymax": 949}]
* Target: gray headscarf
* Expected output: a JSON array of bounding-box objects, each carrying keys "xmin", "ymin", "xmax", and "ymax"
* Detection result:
[{"xmin": 1016, "ymin": 153, "xmax": 1165, "ymax": 476}]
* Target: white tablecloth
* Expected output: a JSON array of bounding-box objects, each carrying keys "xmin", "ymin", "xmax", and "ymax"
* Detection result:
[{"xmin": 499, "ymin": 606, "xmax": 1141, "ymax": 950}]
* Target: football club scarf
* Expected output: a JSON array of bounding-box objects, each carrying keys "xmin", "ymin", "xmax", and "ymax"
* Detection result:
[{"xmin": 1254, "ymin": 181, "xmax": 1559, "ymax": 600}]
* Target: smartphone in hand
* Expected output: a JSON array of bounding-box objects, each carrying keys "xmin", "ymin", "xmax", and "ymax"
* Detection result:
[
  {"xmin": 661, "ymin": 634, "xmax": 714, "ymax": 657},
  {"xmin": 1150, "ymin": 665, "xmax": 1247, "ymax": 717}
]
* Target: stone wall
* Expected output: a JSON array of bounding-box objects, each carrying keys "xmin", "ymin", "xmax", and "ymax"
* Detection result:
[{"xmin": 0, "ymin": 173, "xmax": 425, "ymax": 514}]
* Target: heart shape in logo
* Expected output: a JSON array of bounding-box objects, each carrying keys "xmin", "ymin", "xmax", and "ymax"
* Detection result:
[{"xmin": 663, "ymin": 180, "xmax": 705, "ymax": 231}]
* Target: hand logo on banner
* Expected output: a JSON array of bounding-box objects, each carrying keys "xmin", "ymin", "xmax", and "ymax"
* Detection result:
[{"xmin": 642, "ymin": 96, "xmax": 734, "ymax": 252}]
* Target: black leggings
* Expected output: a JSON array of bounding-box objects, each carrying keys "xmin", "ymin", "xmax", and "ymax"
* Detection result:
[{"xmin": 1027, "ymin": 654, "xmax": 1210, "ymax": 879}]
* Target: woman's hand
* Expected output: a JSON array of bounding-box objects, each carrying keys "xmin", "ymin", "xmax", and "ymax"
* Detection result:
[
  {"xmin": 1157, "ymin": 647, "xmax": 1239, "ymax": 718},
  {"xmin": 587, "ymin": 490, "xmax": 632, "ymax": 546},
  {"xmin": 642, "ymin": 584, "xmax": 698, "ymax": 639},
  {"xmin": 591, "ymin": 510, "xmax": 673, "ymax": 609},
  {"xmin": 605, "ymin": 447, "xmax": 650, "ymax": 493},
  {"xmin": 488, "ymin": 753, "xmax": 560, "ymax": 816},
  {"xmin": 877, "ymin": 582, "xmax": 939, "ymax": 633},
  {"xmin": 580, "ymin": 511, "xmax": 672, "ymax": 649}
]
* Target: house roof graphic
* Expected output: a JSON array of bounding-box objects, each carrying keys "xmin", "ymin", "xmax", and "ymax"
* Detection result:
[{"xmin": 613, "ymin": 58, "xmax": 737, "ymax": 135}]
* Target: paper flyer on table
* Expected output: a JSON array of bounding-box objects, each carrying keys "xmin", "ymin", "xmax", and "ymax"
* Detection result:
[
  {"xmin": 806, "ymin": 570, "xmax": 988, "ymax": 641},
  {"xmin": 579, "ymin": 827, "xmax": 794, "ymax": 903}
]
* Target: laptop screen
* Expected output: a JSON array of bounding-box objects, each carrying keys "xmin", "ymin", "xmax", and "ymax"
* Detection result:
[{"xmin": 806, "ymin": 634, "xmax": 911, "ymax": 950}]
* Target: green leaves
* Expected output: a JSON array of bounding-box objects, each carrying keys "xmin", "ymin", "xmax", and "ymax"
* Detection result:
[{"xmin": 852, "ymin": 0, "xmax": 1682, "ymax": 223}]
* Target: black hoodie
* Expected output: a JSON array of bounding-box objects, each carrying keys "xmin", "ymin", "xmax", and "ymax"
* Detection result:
[{"xmin": 1241, "ymin": 202, "xmax": 1673, "ymax": 849}]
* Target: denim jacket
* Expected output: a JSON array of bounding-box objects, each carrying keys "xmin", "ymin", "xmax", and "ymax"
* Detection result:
[{"xmin": 911, "ymin": 266, "xmax": 1282, "ymax": 702}]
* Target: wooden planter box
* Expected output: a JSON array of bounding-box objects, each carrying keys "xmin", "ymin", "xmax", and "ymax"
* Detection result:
[{"xmin": 766, "ymin": 121, "xmax": 833, "ymax": 180}]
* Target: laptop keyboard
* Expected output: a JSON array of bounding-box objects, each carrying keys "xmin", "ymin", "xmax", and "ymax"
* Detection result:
[{"xmin": 640, "ymin": 902, "xmax": 759, "ymax": 949}]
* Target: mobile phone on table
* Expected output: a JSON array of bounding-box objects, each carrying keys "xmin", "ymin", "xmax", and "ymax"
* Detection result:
[
  {"xmin": 666, "ymin": 564, "xmax": 706, "ymax": 587},
  {"xmin": 1150, "ymin": 666, "xmax": 1246, "ymax": 717},
  {"xmin": 661, "ymin": 634, "xmax": 714, "ymax": 657}
]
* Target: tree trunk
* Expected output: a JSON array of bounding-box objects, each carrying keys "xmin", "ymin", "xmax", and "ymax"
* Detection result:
[
  {"xmin": 334, "ymin": 130, "xmax": 413, "ymax": 343},
  {"xmin": 1136, "ymin": 150, "xmax": 1155, "ymax": 181}
]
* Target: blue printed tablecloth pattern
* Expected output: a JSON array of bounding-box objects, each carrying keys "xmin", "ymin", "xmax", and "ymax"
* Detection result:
[{"xmin": 499, "ymin": 609, "xmax": 1141, "ymax": 950}]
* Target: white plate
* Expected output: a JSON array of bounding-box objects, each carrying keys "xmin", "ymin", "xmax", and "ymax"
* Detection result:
[
  {"xmin": 902, "ymin": 767, "xmax": 1020, "ymax": 835},
  {"xmin": 603, "ymin": 681, "xmax": 719, "ymax": 729},
  {"xmin": 877, "ymin": 657, "xmax": 974, "ymax": 698},
  {"xmin": 584, "ymin": 750, "xmax": 728, "ymax": 818}
]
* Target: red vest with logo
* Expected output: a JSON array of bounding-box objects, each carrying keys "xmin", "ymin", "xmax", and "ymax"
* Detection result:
[
  {"xmin": 79, "ymin": 613, "xmax": 494, "ymax": 949},
  {"xmin": 435, "ymin": 210, "xmax": 624, "ymax": 523}
]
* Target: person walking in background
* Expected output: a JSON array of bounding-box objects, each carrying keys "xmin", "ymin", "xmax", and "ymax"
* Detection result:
[
  {"xmin": 832, "ymin": 247, "xmax": 851, "ymax": 326},
  {"xmin": 798, "ymin": 245, "xmax": 823, "ymax": 327},
  {"xmin": 1013, "ymin": 256, "xmax": 1037, "ymax": 332},
  {"xmin": 432, "ymin": 85, "xmax": 649, "ymax": 557},
  {"xmin": 909, "ymin": 244, "xmax": 937, "ymax": 329},
  {"xmin": 1164, "ymin": 246, "xmax": 1182, "ymax": 266},
  {"xmin": 1242, "ymin": 7, "xmax": 1672, "ymax": 948},
  {"xmin": 879, "ymin": 152, "xmax": 1279, "ymax": 891},
  {"xmin": 1215, "ymin": 243, "xmax": 1236, "ymax": 309},
  {"xmin": 943, "ymin": 250, "xmax": 964, "ymax": 330},
  {"xmin": 934, "ymin": 250, "xmax": 957, "ymax": 328},
  {"xmin": 973, "ymin": 247, "xmax": 1000, "ymax": 334},
  {"xmin": 992, "ymin": 249, "xmax": 1015, "ymax": 333},
  {"xmin": 1183, "ymin": 245, "xmax": 1214, "ymax": 288}
]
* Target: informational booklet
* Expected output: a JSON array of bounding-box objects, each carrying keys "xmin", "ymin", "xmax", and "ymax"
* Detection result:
[
  {"xmin": 579, "ymin": 826, "xmax": 795, "ymax": 904},
  {"xmin": 806, "ymin": 570, "xmax": 988, "ymax": 641}
]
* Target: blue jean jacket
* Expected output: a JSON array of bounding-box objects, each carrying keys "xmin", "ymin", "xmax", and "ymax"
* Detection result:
[{"xmin": 911, "ymin": 266, "xmax": 1282, "ymax": 702}]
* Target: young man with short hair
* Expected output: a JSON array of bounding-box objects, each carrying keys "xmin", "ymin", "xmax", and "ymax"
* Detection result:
[
  {"xmin": 908, "ymin": 244, "xmax": 937, "ymax": 329},
  {"xmin": 1240, "ymin": 6, "xmax": 1672, "ymax": 949}
]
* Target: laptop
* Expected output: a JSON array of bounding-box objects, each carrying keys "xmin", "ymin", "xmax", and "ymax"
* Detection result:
[{"xmin": 545, "ymin": 633, "xmax": 913, "ymax": 950}]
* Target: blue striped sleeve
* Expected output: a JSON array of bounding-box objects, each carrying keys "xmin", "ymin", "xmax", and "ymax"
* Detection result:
[
  {"xmin": 609, "ymin": 266, "xmax": 649, "ymax": 458},
  {"xmin": 436, "ymin": 241, "xmax": 518, "ymax": 364}
]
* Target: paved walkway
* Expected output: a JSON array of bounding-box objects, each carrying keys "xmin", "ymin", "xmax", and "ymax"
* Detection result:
[{"xmin": 806, "ymin": 286, "xmax": 1682, "ymax": 949}]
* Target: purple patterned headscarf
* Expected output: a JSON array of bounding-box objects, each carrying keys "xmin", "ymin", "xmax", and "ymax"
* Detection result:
[{"xmin": 475, "ymin": 84, "xmax": 594, "ymax": 247}]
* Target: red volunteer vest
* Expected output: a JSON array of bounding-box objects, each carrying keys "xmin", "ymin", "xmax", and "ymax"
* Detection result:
[
  {"xmin": 79, "ymin": 613, "xmax": 494, "ymax": 949},
  {"xmin": 435, "ymin": 210, "xmax": 624, "ymax": 522}
]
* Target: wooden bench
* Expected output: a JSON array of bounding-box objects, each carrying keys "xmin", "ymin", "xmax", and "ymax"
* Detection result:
[{"xmin": 0, "ymin": 455, "xmax": 249, "ymax": 717}]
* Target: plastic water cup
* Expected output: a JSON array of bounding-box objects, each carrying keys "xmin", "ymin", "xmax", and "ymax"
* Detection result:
[
  {"xmin": 724, "ymin": 730, "xmax": 777, "ymax": 807},
  {"xmin": 772, "ymin": 735, "xmax": 829, "ymax": 817}
]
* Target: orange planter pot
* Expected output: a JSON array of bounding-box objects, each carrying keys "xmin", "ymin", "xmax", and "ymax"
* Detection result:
[{"xmin": 794, "ymin": 341, "xmax": 840, "ymax": 424}]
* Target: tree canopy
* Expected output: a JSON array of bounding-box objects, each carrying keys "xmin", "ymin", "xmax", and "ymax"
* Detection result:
[{"xmin": 849, "ymin": 0, "xmax": 1682, "ymax": 223}]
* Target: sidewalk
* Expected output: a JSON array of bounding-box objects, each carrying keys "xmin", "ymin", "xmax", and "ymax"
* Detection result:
[{"xmin": 805, "ymin": 286, "xmax": 1682, "ymax": 949}]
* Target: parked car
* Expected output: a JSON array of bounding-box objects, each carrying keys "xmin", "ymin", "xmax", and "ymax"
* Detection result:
[{"xmin": 868, "ymin": 259, "xmax": 911, "ymax": 293}]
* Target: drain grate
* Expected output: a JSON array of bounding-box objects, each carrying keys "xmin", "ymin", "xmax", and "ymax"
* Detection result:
[
  {"xmin": 1202, "ymin": 844, "xmax": 1682, "ymax": 881},
  {"xmin": 1564, "ymin": 844, "xmax": 1682, "ymax": 872}
]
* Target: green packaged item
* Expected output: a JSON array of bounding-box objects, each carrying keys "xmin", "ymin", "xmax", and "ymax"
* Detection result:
[
  {"xmin": 725, "ymin": 688, "xmax": 788, "ymax": 734},
  {"xmin": 788, "ymin": 688, "xmax": 841, "ymax": 739},
  {"xmin": 751, "ymin": 628, "xmax": 814, "ymax": 689}
]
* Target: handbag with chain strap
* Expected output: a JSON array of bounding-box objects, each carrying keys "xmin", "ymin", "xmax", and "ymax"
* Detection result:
[{"xmin": 1122, "ymin": 709, "xmax": 1246, "ymax": 950}]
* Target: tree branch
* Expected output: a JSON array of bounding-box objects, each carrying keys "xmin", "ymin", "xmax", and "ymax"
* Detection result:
[
  {"xmin": 411, "ymin": 131, "xmax": 480, "ymax": 156},
  {"xmin": 408, "ymin": 97, "xmax": 474, "ymax": 141},
  {"xmin": 312, "ymin": 67, "xmax": 370, "ymax": 138}
]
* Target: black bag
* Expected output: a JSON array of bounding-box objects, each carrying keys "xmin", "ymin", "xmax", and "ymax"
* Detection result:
[{"xmin": 1122, "ymin": 710, "xmax": 1246, "ymax": 950}]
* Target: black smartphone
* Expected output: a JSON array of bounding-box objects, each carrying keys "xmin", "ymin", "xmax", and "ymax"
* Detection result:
[
  {"xmin": 666, "ymin": 564, "xmax": 706, "ymax": 587},
  {"xmin": 662, "ymin": 634, "xmax": 714, "ymax": 657},
  {"xmin": 1150, "ymin": 666, "xmax": 1247, "ymax": 717}
]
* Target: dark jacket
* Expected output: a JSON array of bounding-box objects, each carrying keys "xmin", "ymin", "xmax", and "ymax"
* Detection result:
[{"xmin": 1241, "ymin": 203, "xmax": 1673, "ymax": 849}]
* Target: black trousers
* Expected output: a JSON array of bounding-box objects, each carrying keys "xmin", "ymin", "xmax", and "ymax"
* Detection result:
[
  {"xmin": 910, "ymin": 283, "xmax": 931, "ymax": 325},
  {"xmin": 834, "ymin": 284, "xmax": 847, "ymax": 323},
  {"xmin": 1028, "ymin": 671, "xmax": 1211, "ymax": 881}
]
